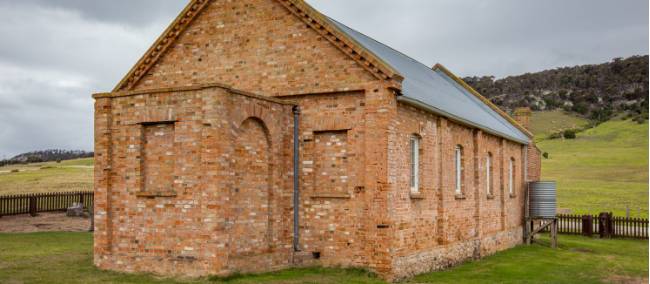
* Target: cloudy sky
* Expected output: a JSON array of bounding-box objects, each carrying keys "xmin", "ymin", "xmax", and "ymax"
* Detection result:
[{"xmin": 0, "ymin": 0, "xmax": 647, "ymax": 158}]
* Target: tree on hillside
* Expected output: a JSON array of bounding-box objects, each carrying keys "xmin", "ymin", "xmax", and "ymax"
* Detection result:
[{"xmin": 464, "ymin": 55, "xmax": 649, "ymax": 121}]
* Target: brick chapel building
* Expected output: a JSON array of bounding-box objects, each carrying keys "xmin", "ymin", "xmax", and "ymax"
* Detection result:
[{"xmin": 93, "ymin": 0, "xmax": 541, "ymax": 281}]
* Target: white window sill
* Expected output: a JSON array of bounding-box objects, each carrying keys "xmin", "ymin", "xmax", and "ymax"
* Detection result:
[{"xmin": 410, "ymin": 191, "xmax": 424, "ymax": 200}]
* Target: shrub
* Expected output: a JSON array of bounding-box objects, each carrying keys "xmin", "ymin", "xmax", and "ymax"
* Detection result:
[
  {"xmin": 543, "ymin": 152, "xmax": 549, "ymax": 159},
  {"xmin": 563, "ymin": 129, "xmax": 577, "ymax": 139}
]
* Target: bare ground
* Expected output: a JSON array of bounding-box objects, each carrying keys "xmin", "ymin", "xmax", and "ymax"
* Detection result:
[
  {"xmin": 605, "ymin": 275, "xmax": 648, "ymax": 284},
  {"xmin": 0, "ymin": 212, "xmax": 90, "ymax": 233},
  {"xmin": 606, "ymin": 275, "xmax": 650, "ymax": 284}
]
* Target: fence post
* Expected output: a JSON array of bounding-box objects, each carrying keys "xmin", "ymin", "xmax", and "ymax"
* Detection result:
[
  {"xmin": 78, "ymin": 192, "xmax": 84, "ymax": 205},
  {"xmin": 608, "ymin": 212, "xmax": 614, "ymax": 238},
  {"xmin": 582, "ymin": 215, "xmax": 593, "ymax": 237},
  {"xmin": 89, "ymin": 202, "xmax": 95, "ymax": 232},
  {"xmin": 598, "ymin": 212, "xmax": 612, "ymax": 238},
  {"xmin": 551, "ymin": 218, "xmax": 558, "ymax": 249},
  {"xmin": 29, "ymin": 196, "xmax": 37, "ymax": 217}
]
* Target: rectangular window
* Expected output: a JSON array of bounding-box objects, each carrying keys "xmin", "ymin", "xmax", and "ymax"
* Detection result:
[
  {"xmin": 508, "ymin": 158, "xmax": 514, "ymax": 195},
  {"xmin": 143, "ymin": 123, "xmax": 175, "ymax": 193},
  {"xmin": 410, "ymin": 136, "xmax": 420, "ymax": 193},
  {"xmin": 486, "ymin": 154, "xmax": 492, "ymax": 196},
  {"xmin": 455, "ymin": 146, "xmax": 462, "ymax": 194}
]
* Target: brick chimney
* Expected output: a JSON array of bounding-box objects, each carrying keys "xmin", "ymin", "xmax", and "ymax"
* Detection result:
[{"xmin": 513, "ymin": 107, "xmax": 532, "ymax": 130}]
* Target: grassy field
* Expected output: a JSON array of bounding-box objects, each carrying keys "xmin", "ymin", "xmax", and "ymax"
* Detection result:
[
  {"xmin": 536, "ymin": 118, "xmax": 649, "ymax": 217},
  {"xmin": 0, "ymin": 158, "xmax": 93, "ymax": 195},
  {"xmin": 0, "ymin": 232, "xmax": 645, "ymax": 284},
  {"xmin": 529, "ymin": 110, "xmax": 590, "ymax": 140}
]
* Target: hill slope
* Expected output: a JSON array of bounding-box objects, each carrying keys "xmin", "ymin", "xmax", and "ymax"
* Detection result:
[
  {"xmin": 529, "ymin": 110, "xmax": 590, "ymax": 140},
  {"xmin": 537, "ymin": 118, "xmax": 648, "ymax": 217},
  {"xmin": 464, "ymin": 55, "xmax": 649, "ymax": 121}
]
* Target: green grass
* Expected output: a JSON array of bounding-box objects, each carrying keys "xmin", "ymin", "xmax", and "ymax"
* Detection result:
[
  {"xmin": 0, "ymin": 233, "xmax": 646, "ymax": 284},
  {"xmin": 0, "ymin": 158, "xmax": 93, "ymax": 195},
  {"xmin": 530, "ymin": 110, "xmax": 590, "ymax": 140},
  {"xmin": 411, "ymin": 235, "xmax": 648, "ymax": 284},
  {"xmin": 536, "ymin": 118, "xmax": 648, "ymax": 217},
  {"xmin": 0, "ymin": 232, "xmax": 381, "ymax": 284}
]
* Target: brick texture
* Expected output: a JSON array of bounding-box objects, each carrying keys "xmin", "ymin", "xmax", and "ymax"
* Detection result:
[{"xmin": 94, "ymin": 0, "xmax": 542, "ymax": 281}]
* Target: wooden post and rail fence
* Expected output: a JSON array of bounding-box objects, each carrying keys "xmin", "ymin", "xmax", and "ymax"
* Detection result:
[
  {"xmin": 0, "ymin": 191, "xmax": 93, "ymax": 217},
  {"xmin": 0, "ymin": 192, "xmax": 647, "ymax": 240},
  {"xmin": 545, "ymin": 213, "xmax": 648, "ymax": 239}
]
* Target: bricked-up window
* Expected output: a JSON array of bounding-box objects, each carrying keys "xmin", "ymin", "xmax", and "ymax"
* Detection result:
[
  {"xmin": 508, "ymin": 157, "xmax": 515, "ymax": 196},
  {"xmin": 455, "ymin": 145, "xmax": 463, "ymax": 195},
  {"xmin": 142, "ymin": 123, "xmax": 175, "ymax": 193},
  {"xmin": 314, "ymin": 131, "xmax": 349, "ymax": 194},
  {"xmin": 410, "ymin": 136, "xmax": 420, "ymax": 193},
  {"xmin": 486, "ymin": 153, "xmax": 493, "ymax": 196}
]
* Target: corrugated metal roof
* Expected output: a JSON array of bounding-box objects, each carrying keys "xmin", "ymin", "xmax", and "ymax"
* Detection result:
[{"xmin": 326, "ymin": 17, "xmax": 530, "ymax": 144}]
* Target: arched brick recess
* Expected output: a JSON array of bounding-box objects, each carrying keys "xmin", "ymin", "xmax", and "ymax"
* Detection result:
[
  {"xmin": 230, "ymin": 117, "xmax": 273, "ymax": 258},
  {"xmin": 233, "ymin": 103, "xmax": 281, "ymax": 146}
]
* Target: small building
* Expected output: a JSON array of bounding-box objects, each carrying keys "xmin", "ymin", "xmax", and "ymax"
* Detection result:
[{"xmin": 92, "ymin": 0, "xmax": 541, "ymax": 281}]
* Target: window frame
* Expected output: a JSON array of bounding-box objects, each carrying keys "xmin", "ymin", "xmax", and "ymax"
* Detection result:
[
  {"xmin": 409, "ymin": 135, "xmax": 421, "ymax": 193},
  {"xmin": 486, "ymin": 153, "xmax": 493, "ymax": 197},
  {"xmin": 455, "ymin": 145, "xmax": 463, "ymax": 195},
  {"xmin": 508, "ymin": 157, "xmax": 515, "ymax": 196}
]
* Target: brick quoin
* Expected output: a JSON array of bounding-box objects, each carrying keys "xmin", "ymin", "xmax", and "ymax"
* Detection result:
[{"xmin": 93, "ymin": 0, "xmax": 541, "ymax": 281}]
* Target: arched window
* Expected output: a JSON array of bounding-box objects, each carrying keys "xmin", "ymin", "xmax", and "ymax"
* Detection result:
[
  {"xmin": 410, "ymin": 135, "xmax": 421, "ymax": 193},
  {"xmin": 486, "ymin": 153, "xmax": 493, "ymax": 196},
  {"xmin": 455, "ymin": 145, "xmax": 463, "ymax": 195},
  {"xmin": 508, "ymin": 157, "xmax": 516, "ymax": 196}
]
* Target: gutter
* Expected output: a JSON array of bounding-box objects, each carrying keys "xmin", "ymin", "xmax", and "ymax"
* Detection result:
[
  {"xmin": 292, "ymin": 106, "xmax": 301, "ymax": 252},
  {"xmin": 396, "ymin": 96, "xmax": 530, "ymax": 145}
]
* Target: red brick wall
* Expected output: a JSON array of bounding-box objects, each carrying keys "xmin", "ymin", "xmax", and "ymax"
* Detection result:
[
  {"xmin": 231, "ymin": 118, "xmax": 272, "ymax": 256},
  {"xmin": 93, "ymin": 86, "xmax": 295, "ymax": 276},
  {"xmin": 290, "ymin": 91, "xmax": 378, "ymax": 269},
  {"xmin": 142, "ymin": 124, "xmax": 175, "ymax": 193},
  {"xmin": 527, "ymin": 143, "xmax": 542, "ymax": 182},
  {"xmin": 387, "ymin": 103, "xmax": 527, "ymax": 279},
  {"xmin": 388, "ymin": 104, "xmax": 441, "ymax": 255},
  {"xmin": 479, "ymin": 134, "xmax": 505, "ymax": 236},
  {"xmin": 504, "ymin": 140, "xmax": 526, "ymax": 230}
]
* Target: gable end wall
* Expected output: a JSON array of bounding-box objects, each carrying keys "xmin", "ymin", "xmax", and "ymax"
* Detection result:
[{"xmin": 130, "ymin": 0, "xmax": 381, "ymax": 97}]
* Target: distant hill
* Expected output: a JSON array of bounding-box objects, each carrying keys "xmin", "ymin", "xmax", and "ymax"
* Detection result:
[
  {"xmin": 0, "ymin": 150, "xmax": 93, "ymax": 166},
  {"xmin": 464, "ymin": 55, "xmax": 649, "ymax": 122}
]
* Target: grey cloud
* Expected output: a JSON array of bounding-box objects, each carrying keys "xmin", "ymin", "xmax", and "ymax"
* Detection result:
[
  {"xmin": 0, "ymin": 0, "xmax": 647, "ymax": 158},
  {"xmin": 0, "ymin": 0, "xmax": 187, "ymax": 26},
  {"xmin": 309, "ymin": 0, "xmax": 648, "ymax": 77}
]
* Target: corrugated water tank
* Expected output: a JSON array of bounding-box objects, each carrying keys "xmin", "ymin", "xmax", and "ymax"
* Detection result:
[{"xmin": 529, "ymin": 181, "xmax": 557, "ymax": 218}]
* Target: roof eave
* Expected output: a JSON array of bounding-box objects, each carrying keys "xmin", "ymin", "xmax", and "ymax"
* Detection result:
[
  {"xmin": 397, "ymin": 96, "xmax": 530, "ymax": 145},
  {"xmin": 432, "ymin": 63, "xmax": 534, "ymax": 138}
]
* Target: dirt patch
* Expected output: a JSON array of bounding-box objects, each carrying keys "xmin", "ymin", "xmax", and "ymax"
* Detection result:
[
  {"xmin": 0, "ymin": 212, "xmax": 90, "ymax": 233},
  {"xmin": 606, "ymin": 275, "xmax": 649, "ymax": 284}
]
